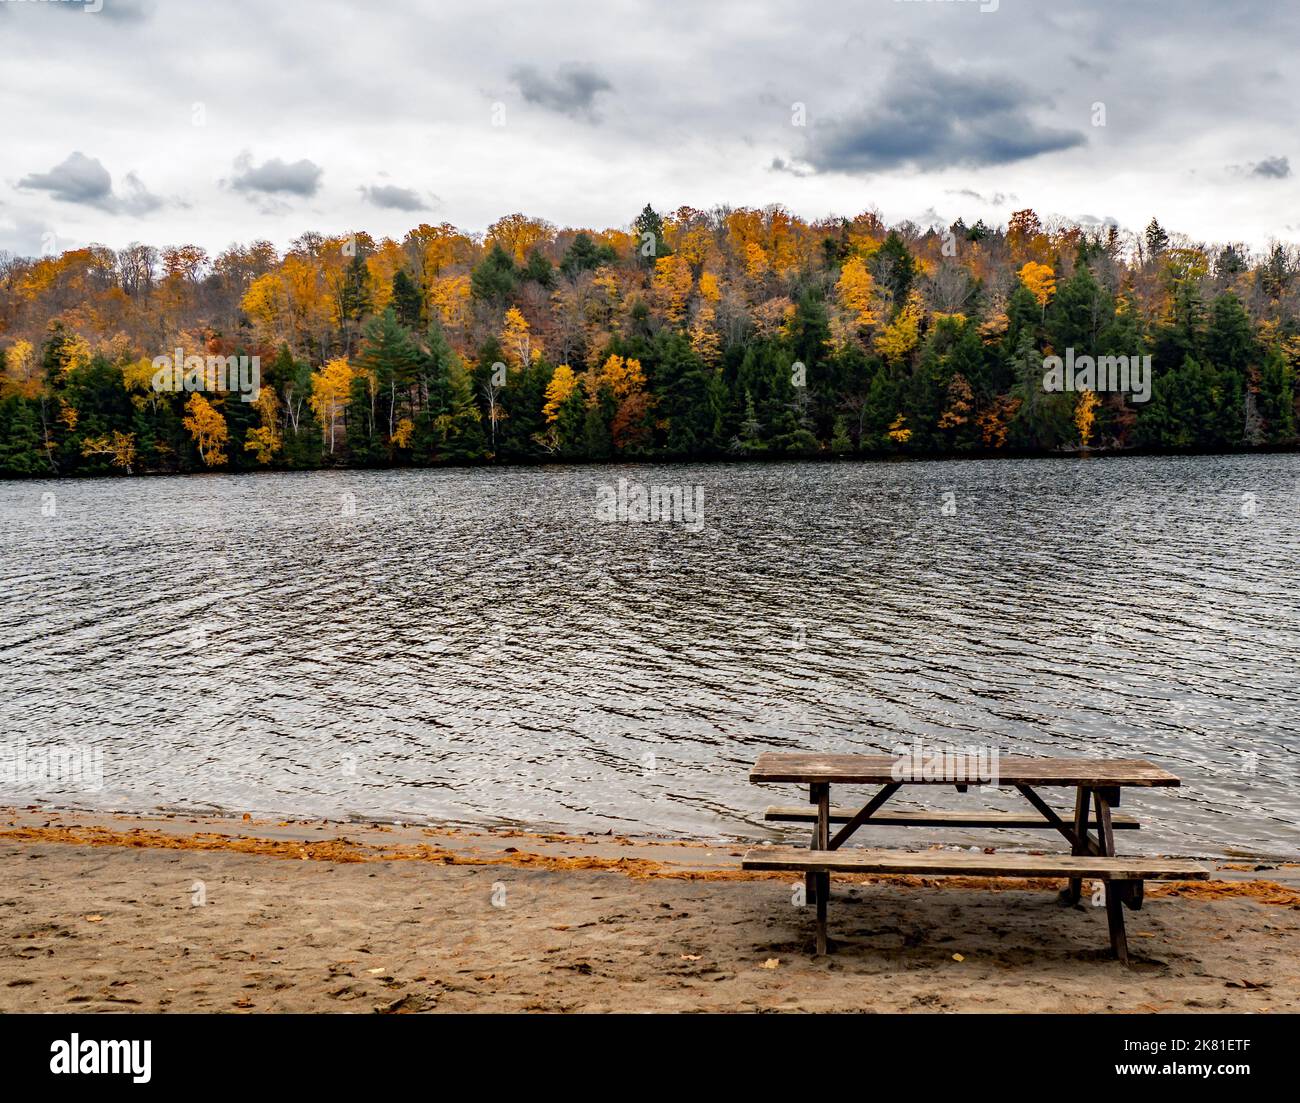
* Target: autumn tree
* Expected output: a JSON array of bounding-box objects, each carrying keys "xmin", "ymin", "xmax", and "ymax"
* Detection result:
[
  {"xmin": 309, "ymin": 357, "xmax": 353, "ymax": 453},
  {"xmin": 182, "ymin": 393, "xmax": 229, "ymax": 466},
  {"xmin": 1074, "ymin": 389, "xmax": 1100, "ymax": 448},
  {"xmin": 244, "ymin": 387, "xmax": 282, "ymax": 465}
]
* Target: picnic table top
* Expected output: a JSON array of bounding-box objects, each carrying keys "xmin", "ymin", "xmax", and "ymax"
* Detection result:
[{"xmin": 749, "ymin": 752, "xmax": 1182, "ymax": 787}]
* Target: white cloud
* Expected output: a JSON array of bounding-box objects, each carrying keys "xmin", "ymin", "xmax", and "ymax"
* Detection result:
[{"xmin": 0, "ymin": 0, "xmax": 1296, "ymax": 254}]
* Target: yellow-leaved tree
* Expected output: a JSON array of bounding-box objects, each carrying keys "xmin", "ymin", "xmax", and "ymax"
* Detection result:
[
  {"xmin": 542, "ymin": 364, "xmax": 577, "ymax": 423},
  {"xmin": 652, "ymin": 254, "xmax": 693, "ymax": 324},
  {"xmin": 182, "ymin": 393, "xmax": 229, "ymax": 466},
  {"xmin": 836, "ymin": 257, "xmax": 878, "ymax": 332},
  {"xmin": 390, "ymin": 417, "xmax": 415, "ymax": 450},
  {"xmin": 80, "ymin": 431, "xmax": 137, "ymax": 474},
  {"xmin": 1075, "ymin": 389, "xmax": 1100, "ymax": 448},
  {"xmin": 592, "ymin": 354, "xmax": 645, "ymax": 402},
  {"xmin": 244, "ymin": 387, "xmax": 282, "ymax": 465},
  {"xmin": 887, "ymin": 414, "xmax": 912, "ymax": 444},
  {"xmin": 874, "ymin": 293, "xmax": 922, "ymax": 363},
  {"xmin": 1019, "ymin": 261, "xmax": 1057, "ymax": 311},
  {"xmin": 691, "ymin": 270, "xmax": 723, "ymax": 363},
  {"xmin": 487, "ymin": 213, "xmax": 552, "ymax": 264},
  {"xmin": 241, "ymin": 272, "xmax": 289, "ymax": 345},
  {"xmin": 429, "ymin": 275, "xmax": 471, "ymax": 330},
  {"xmin": 1, "ymin": 339, "xmax": 38, "ymax": 397},
  {"xmin": 309, "ymin": 357, "xmax": 354, "ymax": 453},
  {"xmin": 500, "ymin": 307, "xmax": 539, "ymax": 369}
]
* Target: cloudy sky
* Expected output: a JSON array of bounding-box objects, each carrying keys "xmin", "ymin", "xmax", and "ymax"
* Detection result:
[{"xmin": 1, "ymin": 0, "xmax": 1296, "ymax": 258}]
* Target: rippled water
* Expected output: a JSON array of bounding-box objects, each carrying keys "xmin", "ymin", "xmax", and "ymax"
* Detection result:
[{"xmin": 1, "ymin": 455, "xmax": 1297, "ymax": 858}]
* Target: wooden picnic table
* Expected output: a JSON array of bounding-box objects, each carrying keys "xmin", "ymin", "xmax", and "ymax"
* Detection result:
[{"xmin": 744, "ymin": 752, "xmax": 1207, "ymax": 962}]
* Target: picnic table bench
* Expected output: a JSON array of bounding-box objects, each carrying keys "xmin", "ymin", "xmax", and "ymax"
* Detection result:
[{"xmin": 742, "ymin": 753, "xmax": 1210, "ymax": 963}]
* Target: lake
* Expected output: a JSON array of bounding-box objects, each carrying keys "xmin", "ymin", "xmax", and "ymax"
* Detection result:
[{"xmin": 1, "ymin": 454, "xmax": 1297, "ymax": 858}]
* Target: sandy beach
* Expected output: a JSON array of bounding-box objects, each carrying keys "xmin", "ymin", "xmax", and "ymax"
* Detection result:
[{"xmin": 0, "ymin": 807, "xmax": 1295, "ymax": 1013}]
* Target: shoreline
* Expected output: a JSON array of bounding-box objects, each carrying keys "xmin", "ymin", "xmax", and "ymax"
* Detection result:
[
  {"xmin": 3, "ymin": 445, "xmax": 1299, "ymax": 485},
  {"xmin": 2, "ymin": 806, "xmax": 1297, "ymax": 1013},
  {"xmin": 6, "ymin": 798, "xmax": 1293, "ymax": 865}
]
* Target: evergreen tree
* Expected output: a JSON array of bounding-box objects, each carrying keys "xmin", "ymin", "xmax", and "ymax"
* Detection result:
[
  {"xmin": 829, "ymin": 414, "xmax": 852, "ymax": 455},
  {"xmin": 871, "ymin": 231, "xmax": 915, "ymax": 312},
  {"xmin": 521, "ymin": 249, "xmax": 555, "ymax": 288},
  {"xmin": 560, "ymin": 231, "xmax": 615, "ymax": 278},
  {"xmin": 390, "ymin": 269, "xmax": 423, "ymax": 330},
  {"xmin": 633, "ymin": 203, "xmax": 668, "ymax": 265},
  {"xmin": 1144, "ymin": 218, "xmax": 1169, "ymax": 258},
  {"xmin": 470, "ymin": 244, "xmax": 517, "ymax": 303}
]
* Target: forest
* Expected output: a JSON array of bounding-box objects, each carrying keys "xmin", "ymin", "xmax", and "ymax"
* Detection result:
[{"xmin": 0, "ymin": 204, "xmax": 1295, "ymax": 477}]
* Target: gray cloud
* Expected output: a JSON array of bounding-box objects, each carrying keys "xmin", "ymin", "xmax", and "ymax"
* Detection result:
[
  {"xmin": 796, "ymin": 49, "xmax": 1086, "ymax": 174},
  {"xmin": 360, "ymin": 184, "xmax": 431, "ymax": 212},
  {"xmin": 112, "ymin": 172, "xmax": 165, "ymax": 215},
  {"xmin": 1, "ymin": 0, "xmax": 1295, "ymax": 252},
  {"xmin": 17, "ymin": 151, "xmax": 162, "ymax": 215},
  {"xmin": 229, "ymin": 154, "xmax": 323, "ymax": 197},
  {"xmin": 769, "ymin": 157, "xmax": 810, "ymax": 178},
  {"xmin": 20, "ymin": 151, "xmax": 111, "ymax": 204},
  {"xmin": 1067, "ymin": 54, "xmax": 1108, "ymax": 76},
  {"xmin": 510, "ymin": 63, "xmax": 612, "ymax": 119},
  {"xmin": 1251, "ymin": 155, "xmax": 1291, "ymax": 179},
  {"xmin": 947, "ymin": 188, "xmax": 1014, "ymax": 206}
]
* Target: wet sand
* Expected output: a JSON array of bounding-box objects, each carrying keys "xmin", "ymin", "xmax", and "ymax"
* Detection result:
[{"xmin": 0, "ymin": 808, "xmax": 1296, "ymax": 1013}]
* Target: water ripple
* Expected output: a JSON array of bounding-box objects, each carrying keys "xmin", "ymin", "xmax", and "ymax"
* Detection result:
[{"xmin": 0, "ymin": 454, "xmax": 1297, "ymax": 857}]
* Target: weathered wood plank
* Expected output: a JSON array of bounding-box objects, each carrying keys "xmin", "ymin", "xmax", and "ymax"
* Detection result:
[
  {"xmin": 741, "ymin": 845, "xmax": 1209, "ymax": 881},
  {"xmin": 764, "ymin": 806, "xmax": 1140, "ymax": 828},
  {"xmin": 750, "ymin": 753, "xmax": 1181, "ymax": 787}
]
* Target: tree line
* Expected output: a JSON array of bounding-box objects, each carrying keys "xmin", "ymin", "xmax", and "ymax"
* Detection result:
[{"xmin": 0, "ymin": 204, "xmax": 1295, "ymax": 477}]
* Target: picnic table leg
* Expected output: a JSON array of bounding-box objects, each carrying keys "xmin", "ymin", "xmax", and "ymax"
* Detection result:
[
  {"xmin": 1105, "ymin": 886, "xmax": 1129, "ymax": 964},
  {"xmin": 805, "ymin": 785, "xmax": 819, "ymax": 906},
  {"xmin": 1064, "ymin": 785, "xmax": 1089, "ymax": 904},
  {"xmin": 1093, "ymin": 788, "xmax": 1116, "ymax": 856},
  {"xmin": 812, "ymin": 782, "xmax": 830, "ymax": 955},
  {"xmin": 1093, "ymin": 788, "xmax": 1129, "ymax": 964}
]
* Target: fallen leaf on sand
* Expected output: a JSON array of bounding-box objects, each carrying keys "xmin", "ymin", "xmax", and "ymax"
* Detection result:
[
  {"xmin": 952, "ymin": 953, "xmax": 965, "ymax": 962},
  {"xmin": 761, "ymin": 959, "xmax": 780, "ymax": 970}
]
